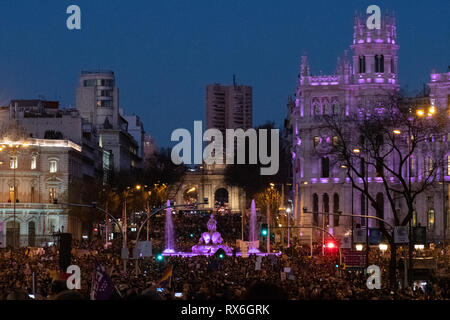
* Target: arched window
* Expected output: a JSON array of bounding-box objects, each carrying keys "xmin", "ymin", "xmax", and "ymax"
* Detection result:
[
  {"xmin": 314, "ymin": 104, "xmax": 321, "ymax": 115},
  {"xmin": 332, "ymin": 103, "xmax": 339, "ymax": 115},
  {"xmin": 359, "ymin": 56, "xmax": 366, "ymax": 73},
  {"xmin": 333, "ymin": 193, "xmax": 340, "ymax": 226},
  {"xmin": 6, "ymin": 221, "xmax": 20, "ymax": 248},
  {"xmin": 313, "ymin": 194, "xmax": 319, "ymax": 226},
  {"xmin": 321, "ymin": 157, "xmax": 330, "ymax": 178},
  {"xmin": 323, "ymin": 193, "xmax": 329, "ymax": 225},
  {"xmin": 323, "ymin": 103, "xmax": 329, "ymax": 115},
  {"xmin": 375, "ymin": 55, "xmax": 384, "ymax": 73}
]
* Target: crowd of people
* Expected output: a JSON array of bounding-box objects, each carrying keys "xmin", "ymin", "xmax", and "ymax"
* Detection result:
[{"xmin": 0, "ymin": 212, "xmax": 449, "ymax": 300}]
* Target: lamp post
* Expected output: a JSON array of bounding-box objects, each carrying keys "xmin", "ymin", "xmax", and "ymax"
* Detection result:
[{"xmin": 287, "ymin": 205, "xmax": 292, "ymax": 248}]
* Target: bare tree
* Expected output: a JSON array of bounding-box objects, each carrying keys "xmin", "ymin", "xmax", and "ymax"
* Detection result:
[{"xmin": 316, "ymin": 94, "xmax": 448, "ymax": 286}]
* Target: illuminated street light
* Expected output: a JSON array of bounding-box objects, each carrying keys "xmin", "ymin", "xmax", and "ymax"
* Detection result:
[
  {"xmin": 135, "ymin": 185, "xmax": 142, "ymax": 190},
  {"xmin": 353, "ymin": 148, "xmax": 361, "ymax": 154},
  {"xmin": 393, "ymin": 129, "xmax": 401, "ymax": 135},
  {"xmin": 416, "ymin": 109, "xmax": 425, "ymax": 117},
  {"xmin": 429, "ymin": 106, "xmax": 436, "ymax": 115},
  {"xmin": 355, "ymin": 244, "xmax": 364, "ymax": 251}
]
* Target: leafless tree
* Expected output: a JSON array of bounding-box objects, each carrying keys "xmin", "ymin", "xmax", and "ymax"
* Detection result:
[{"xmin": 316, "ymin": 94, "xmax": 448, "ymax": 286}]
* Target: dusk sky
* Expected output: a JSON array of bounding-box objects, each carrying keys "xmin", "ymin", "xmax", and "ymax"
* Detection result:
[{"xmin": 0, "ymin": 0, "xmax": 448, "ymax": 147}]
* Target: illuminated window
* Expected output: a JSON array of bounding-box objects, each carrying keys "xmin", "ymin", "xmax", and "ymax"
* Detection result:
[
  {"xmin": 447, "ymin": 155, "xmax": 450, "ymax": 175},
  {"xmin": 332, "ymin": 136, "xmax": 338, "ymax": 147},
  {"xmin": 313, "ymin": 136, "xmax": 320, "ymax": 148},
  {"xmin": 412, "ymin": 210, "xmax": 417, "ymax": 227},
  {"xmin": 49, "ymin": 160, "xmax": 58, "ymax": 173},
  {"xmin": 49, "ymin": 188, "xmax": 57, "ymax": 203},
  {"xmin": 10, "ymin": 156, "xmax": 18, "ymax": 169},
  {"xmin": 427, "ymin": 209, "xmax": 435, "ymax": 230},
  {"xmin": 375, "ymin": 55, "xmax": 384, "ymax": 73},
  {"xmin": 9, "ymin": 186, "xmax": 14, "ymax": 202},
  {"xmin": 31, "ymin": 155, "xmax": 37, "ymax": 170},
  {"xmin": 427, "ymin": 157, "xmax": 433, "ymax": 173}
]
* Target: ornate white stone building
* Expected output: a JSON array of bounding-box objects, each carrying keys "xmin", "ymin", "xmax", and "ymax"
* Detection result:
[
  {"xmin": 0, "ymin": 125, "xmax": 85, "ymax": 247},
  {"xmin": 289, "ymin": 13, "xmax": 450, "ymax": 244}
]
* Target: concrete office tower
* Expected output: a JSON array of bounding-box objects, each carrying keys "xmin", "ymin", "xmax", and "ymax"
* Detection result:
[
  {"xmin": 206, "ymin": 81, "xmax": 253, "ymax": 136},
  {"xmin": 76, "ymin": 70, "xmax": 141, "ymax": 172}
]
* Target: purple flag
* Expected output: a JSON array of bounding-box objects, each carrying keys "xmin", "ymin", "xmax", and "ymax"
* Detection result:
[{"xmin": 90, "ymin": 260, "xmax": 114, "ymax": 300}]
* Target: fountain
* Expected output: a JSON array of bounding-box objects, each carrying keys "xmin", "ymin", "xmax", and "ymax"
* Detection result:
[
  {"xmin": 163, "ymin": 200, "xmax": 175, "ymax": 254},
  {"xmin": 191, "ymin": 214, "xmax": 232, "ymax": 255},
  {"xmin": 248, "ymin": 199, "xmax": 260, "ymax": 254}
]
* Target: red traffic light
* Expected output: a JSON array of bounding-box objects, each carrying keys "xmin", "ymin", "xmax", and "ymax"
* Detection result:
[
  {"xmin": 93, "ymin": 228, "xmax": 98, "ymax": 232},
  {"xmin": 326, "ymin": 241, "xmax": 336, "ymax": 249}
]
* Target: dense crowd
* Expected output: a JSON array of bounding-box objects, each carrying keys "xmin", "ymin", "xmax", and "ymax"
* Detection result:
[{"xmin": 0, "ymin": 212, "xmax": 449, "ymax": 300}]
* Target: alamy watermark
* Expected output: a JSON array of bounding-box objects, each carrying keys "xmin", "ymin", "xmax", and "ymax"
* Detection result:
[
  {"xmin": 170, "ymin": 121, "xmax": 279, "ymax": 175},
  {"xmin": 66, "ymin": 5, "xmax": 81, "ymax": 30}
]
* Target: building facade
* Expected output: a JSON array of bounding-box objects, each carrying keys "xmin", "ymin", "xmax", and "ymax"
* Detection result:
[
  {"xmin": 289, "ymin": 13, "xmax": 450, "ymax": 244},
  {"xmin": 0, "ymin": 124, "xmax": 85, "ymax": 247},
  {"xmin": 206, "ymin": 82, "xmax": 253, "ymax": 137},
  {"xmin": 76, "ymin": 70, "xmax": 141, "ymax": 172}
]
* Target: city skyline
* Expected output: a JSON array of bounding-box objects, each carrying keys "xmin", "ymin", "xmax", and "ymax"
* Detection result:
[{"xmin": 0, "ymin": 1, "xmax": 448, "ymax": 148}]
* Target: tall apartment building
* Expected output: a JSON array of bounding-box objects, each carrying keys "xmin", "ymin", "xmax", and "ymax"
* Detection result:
[
  {"xmin": 76, "ymin": 70, "xmax": 141, "ymax": 172},
  {"xmin": 206, "ymin": 82, "xmax": 253, "ymax": 135}
]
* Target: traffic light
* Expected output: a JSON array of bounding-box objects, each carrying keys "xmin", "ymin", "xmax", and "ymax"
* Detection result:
[
  {"xmin": 214, "ymin": 248, "xmax": 226, "ymax": 259},
  {"xmin": 326, "ymin": 240, "xmax": 336, "ymax": 249},
  {"xmin": 261, "ymin": 223, "xmax": 268, "ymax": 237},
  {"xmin": 324, "ymin": 240, "xmax": 338, "ymax": 253},
  {"xmin": 156, "ymin": 253, "xmax": 164, "ymax": 262}
]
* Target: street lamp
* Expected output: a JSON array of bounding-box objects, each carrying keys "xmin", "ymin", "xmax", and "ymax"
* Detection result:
[
  {"xmin": 379, "ymin": 243, "xmax": 388, "ymax": 252},
  {"xmin": 355, "ymin": 244, "xmax": 364, "ymax": 251}
]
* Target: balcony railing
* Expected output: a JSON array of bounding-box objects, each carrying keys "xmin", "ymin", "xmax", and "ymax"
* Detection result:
[{"xmin": 0, "ymin": 203, "xmax": 64, "ymax": 210}]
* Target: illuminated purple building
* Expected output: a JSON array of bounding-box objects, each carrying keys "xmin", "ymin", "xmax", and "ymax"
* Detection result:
[{"xmin": 289, "ymin": 12, "xmax": 450, "ymax": 244}]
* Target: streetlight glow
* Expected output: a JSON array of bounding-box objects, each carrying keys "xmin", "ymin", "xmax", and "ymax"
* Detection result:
[
  {"xmin": 416, "ymin": 109, "xmax": 424, "ymax": 117},
  {"xmin": 393, "ymin": 129, "xmax": 401, "ymax": 135},
  {"xmin": 355, "ymin": 244, "xmax": 364, "ymax": 251},
  {"xmin": 353, "ymin": 148, "xmax": 361, "ymax": 154}
]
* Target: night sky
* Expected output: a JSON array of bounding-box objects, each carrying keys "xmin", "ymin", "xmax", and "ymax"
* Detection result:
[{"xmin": 0, "ymin": 0, "xmax": 448, "ymax": 147}]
